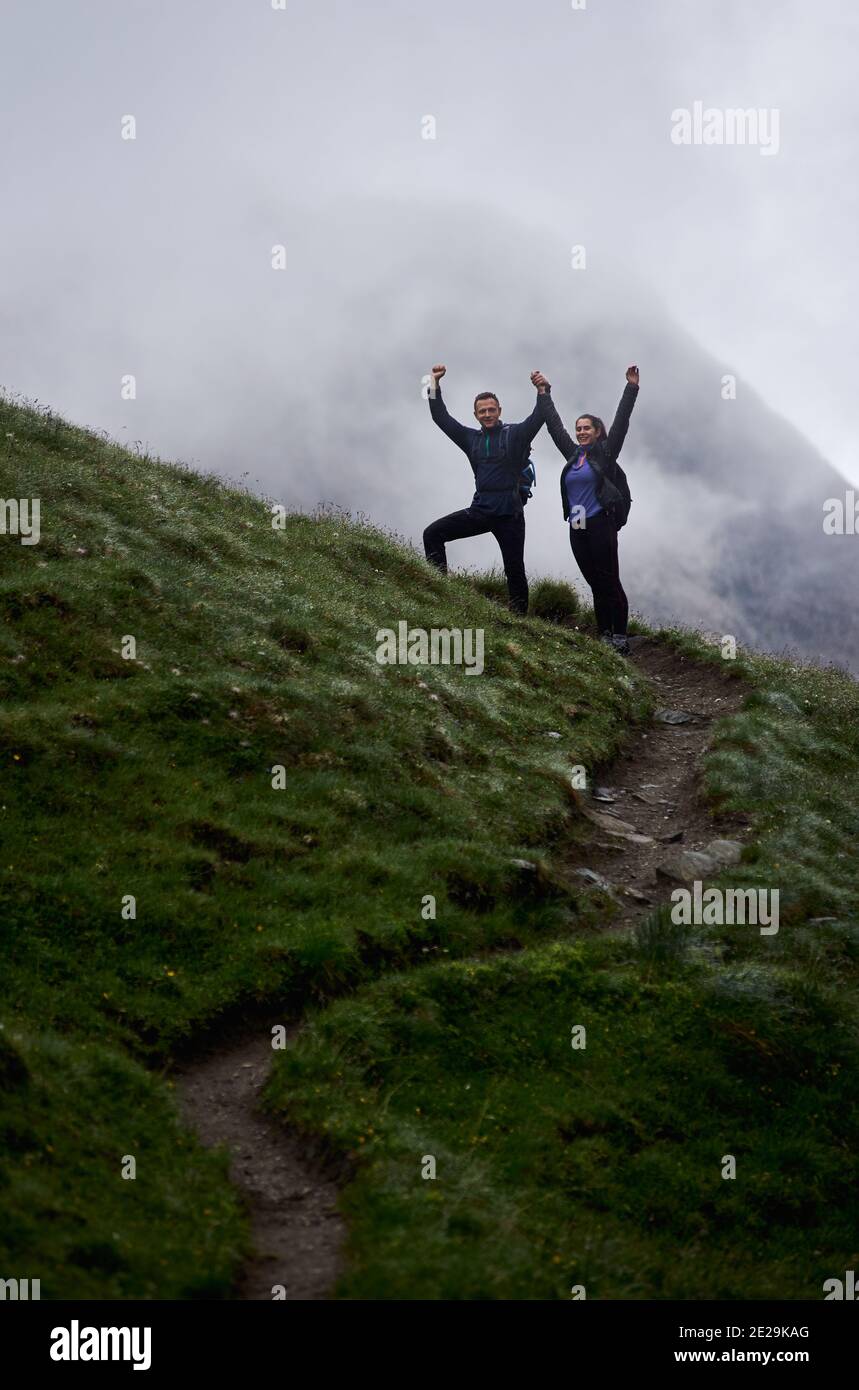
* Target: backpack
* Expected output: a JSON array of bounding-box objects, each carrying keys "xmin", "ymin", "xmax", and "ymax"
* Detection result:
[
  {"xmin": 519, "ymin": 452, "xmax": 536, "ymax": 506},
  {"xmin": 612, "ymin": 462, "xmax": 631, "ymax": 528}
]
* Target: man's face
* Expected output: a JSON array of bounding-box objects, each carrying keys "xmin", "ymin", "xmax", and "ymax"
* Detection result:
[
  {"xmin": 575, "ymin": 417, "xmax": 600, "ymax": 447},
  {"xmin": 474, "ymin": 396, "xmax": 501, "ymax": 429}
]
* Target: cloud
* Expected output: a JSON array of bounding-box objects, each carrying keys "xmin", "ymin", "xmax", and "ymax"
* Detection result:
[{"xmin": 1, "ymin": 0, "xmax": 856, "ymax": 664}]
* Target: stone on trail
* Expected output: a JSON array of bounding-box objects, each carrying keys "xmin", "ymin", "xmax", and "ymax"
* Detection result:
[
  {"xmin": 657, "ymin": 848, "xmax": 718, "ymax": 882},
  {"xmin": 582, "ymin": 806, "xmax": 638, "ymax": 834},
  {"xmin": 705, "ymin": 838, "xmax": 744, "ymax": 866},
  {"xmin": 654, "ymin": 708, "xmax": 698, "ymax": 724},
  {"xmin": 574, "ymin": 868, "xmax": 616, "ymax": 895},
  {"xmin": 582, "ymin": 804, "xmax": 656, "ymax": 845}
]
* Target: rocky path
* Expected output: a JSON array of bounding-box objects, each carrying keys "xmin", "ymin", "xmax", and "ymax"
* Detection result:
[
  {"xmin": 173, "ymin": 635, "xmax": 750, "ymax": 1299},
  {"xmin": 566, "ymin": 634, "xmax": 750, "ymax": 928}
]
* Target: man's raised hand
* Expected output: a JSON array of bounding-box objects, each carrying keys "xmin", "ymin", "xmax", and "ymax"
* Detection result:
[
  {"xmin": 430, "ymin": 364, "xmax": 447, "ymax": 385},
  {"xmin": 626, "ymin": 364, "xmax": 640, "ymax": 386},
  {"xmin": 531, "ymin": 369, "xmax": 550, "ymax": 393}
]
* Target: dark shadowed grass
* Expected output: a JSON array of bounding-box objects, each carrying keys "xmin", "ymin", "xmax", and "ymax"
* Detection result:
[
  {"xmin": 4, "ymin": 388, "xmax": 859, "ymax": 1300},
  {"xmin": 0, "ymin": 1027, "xmax": 245, "ymax": 1299},
  {"xmin": 267, "ymin": 937, "xmax": 859, "ymax": 1299},
  {"xmin": 634, "ymin": 902, "xmax": 693, "ymax": 969},
  {"xmin": 266, "ymin": 624, "xmax": 859, "ymax": 1299},
  {"xmin": 653, "ymin": 622, "xmax": 859, "ymax": 945},
  {"xmin": 467, "ymin": 568, "xmax": 581, "ymax": 624},
  {"xmin": 0, "ymin": 391, "xmax": 648, "ymax": 1296}
]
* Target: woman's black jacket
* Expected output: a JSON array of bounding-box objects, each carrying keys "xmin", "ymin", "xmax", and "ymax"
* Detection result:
[{"xmin": 537, "ymin": 382, "xmax": 638, "ymax": 525}]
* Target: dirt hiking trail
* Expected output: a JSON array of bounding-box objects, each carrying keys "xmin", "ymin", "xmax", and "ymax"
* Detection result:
[
  {"xmin": 174, "ymin": 635, "xmax": 749, "ymax": 1299},
  {"xmin": 565, "ymin": 634, "xmax": 750, "ymax": 927}
]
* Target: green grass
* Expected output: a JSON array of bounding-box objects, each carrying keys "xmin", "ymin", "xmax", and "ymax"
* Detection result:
[
  {"xmin": 0, "ymin": 391, "xmax": 648, "ymax": 1297},
  {"xmin": 267, "ymin": 938, "xmax": 859, "ymax": 1299},
  {"xmin": 468, "ymin": 569, "xmax": 582, "ymax": 624},
  {"xmin": 653, "ymin": 622, "xmax": 859, "ymax": 945},
  {"xmin": 4, "ymin": 388, "xmax": 859, "ymax": 1300},
  {"xmin": 0, "ymin": 1027, "xmax": 242, "ymax": 1299},
  {"xmin": 264, "ymin": 623, "xmax": 859, "ymax": 1298}
]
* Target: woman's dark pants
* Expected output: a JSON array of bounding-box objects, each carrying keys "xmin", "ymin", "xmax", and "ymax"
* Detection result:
[{"xmin": 568, "ymin": 510, "xmax": 628, "ymax": 635}]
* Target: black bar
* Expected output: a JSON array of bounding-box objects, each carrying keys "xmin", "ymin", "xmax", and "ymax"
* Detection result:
[{"xmin": 2, "ymin": 1298, "xmax": 854, "ymax": 1374}]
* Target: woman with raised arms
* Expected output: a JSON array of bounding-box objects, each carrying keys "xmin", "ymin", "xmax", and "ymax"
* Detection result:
[{"xmin": 531, "ymin": 365, "xmax": 639, "ymax": 655}]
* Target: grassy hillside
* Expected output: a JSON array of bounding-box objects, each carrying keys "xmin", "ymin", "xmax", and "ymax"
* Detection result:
[
  {"xmin": 0, "ymin": 392, "xmax": 649, "ymax": 1297},
  {"xmin": 2, "ymin": 391, "xmax": 858, "ymax": 1299},
  {"xmin": 268, "ymin": 630, "xmax": 859, "ymax": 1299}
]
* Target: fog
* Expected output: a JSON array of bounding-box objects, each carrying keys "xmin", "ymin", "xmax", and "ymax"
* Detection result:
[{"xmin": 2, "ymin": 0, "xmax": 857, "ymax": 658}]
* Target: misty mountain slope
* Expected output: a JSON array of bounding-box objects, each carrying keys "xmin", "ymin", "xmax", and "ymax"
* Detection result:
[{"xmin": 706, "ymin": 512, "xmax": 856, "ymax": 663}]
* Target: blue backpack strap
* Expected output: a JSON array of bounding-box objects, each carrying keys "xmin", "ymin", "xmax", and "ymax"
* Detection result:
[{"xmin": 519, "ymin": 449, "xmax": 535, "ymax": 503}]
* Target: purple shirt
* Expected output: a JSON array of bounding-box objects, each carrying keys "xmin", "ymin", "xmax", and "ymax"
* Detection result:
[{"xmin": 566, "ymin": 450, "xmax": 604, "ymax": 524}]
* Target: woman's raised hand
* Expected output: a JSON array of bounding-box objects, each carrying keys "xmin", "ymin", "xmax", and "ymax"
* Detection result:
[
  {"xmin": 626, "ymin": 364, "xmax": 640, "ymax": 386},
  {"xmin": 531, "ymin": 369, "xmax": 550, "ymax": 392}
]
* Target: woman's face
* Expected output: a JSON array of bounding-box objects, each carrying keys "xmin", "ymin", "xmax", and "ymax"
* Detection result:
[{"xmin": 575, "ymin": 417, "xmax": 600, "ymax": 447}]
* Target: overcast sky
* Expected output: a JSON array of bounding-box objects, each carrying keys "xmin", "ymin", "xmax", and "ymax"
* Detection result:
[{"xmin": 2, "ymin": 0, "xmax": 857, "ymax": 533}]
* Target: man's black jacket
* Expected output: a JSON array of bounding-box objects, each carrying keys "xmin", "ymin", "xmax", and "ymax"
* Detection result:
[
  {"xmin": 538, "ymin": 382, "xmax": 638, "ymax": 523},
  {"xmin": 428, "ymin": 386, "xmax": 544, "ymax": 517}
]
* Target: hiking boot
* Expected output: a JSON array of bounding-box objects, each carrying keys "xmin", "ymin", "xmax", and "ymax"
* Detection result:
[
  {"xmin": 599, "ymin": 631, "xmax": 615, "ymax": 647},
  {"xmin": 612, "ymin": 634, "xmax": 631, "ymax": 656}
]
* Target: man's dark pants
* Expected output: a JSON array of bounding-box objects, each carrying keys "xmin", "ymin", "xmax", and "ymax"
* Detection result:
[{"xmin": 423, "ymin": 508, "xmax": 528, "ymax": 614}]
